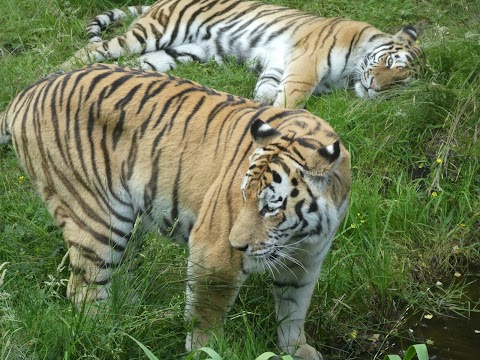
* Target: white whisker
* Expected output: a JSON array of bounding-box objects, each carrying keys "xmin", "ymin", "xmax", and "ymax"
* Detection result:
[
  {"xmin": 268, "ymin": 251, "xmax": 300, "ymax": 279},
  {"xmin": 286, "ymin": 235, "xmax": 308, "ymax": 246},
  {"xmin": 276, "ymin": 249, "xmax": 307, "ymax": 274},
  {"xmin": 262, "ymin": 256, "xmax": 280, "ymax": 280}
]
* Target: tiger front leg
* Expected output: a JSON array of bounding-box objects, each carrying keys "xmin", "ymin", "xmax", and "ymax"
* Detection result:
[
  {"xmin": 272, "ymin": 252, "xmax": 326, "ymax": 360},
  {"xmin": 62, "ymin": 28, "xmax": 160, "ymax": 71},
  {"xmin": 184, "ymin": 253, "xmax": 247, "ymax": 351},
  {"xmin": 253, "ymin": 60, "xmax": 285, "ymax": 104},
  {"xmin": 272, "ymin": 57, "xmax": 320, "ymax": 109},
  {"xmin": 138, "ymin": 43, "xmax": 210, "ymax": 72},
  {"xmin": 62, "ymin": 42, "xmax": 107, "ymax": 71}
]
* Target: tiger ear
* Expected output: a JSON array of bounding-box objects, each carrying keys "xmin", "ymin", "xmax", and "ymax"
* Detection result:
[
  {"xmin": 250, "ymin": 119, "xmax": 281, "ymax": 146},
  {"xmin": 395, "ymin": 25, "xmax": 418, "ymax": 43},
  {"xmin": 317, "ymin": 140, "xmax": 341, "ymax": 163},
  {"xmin": 304, "ymin": 140, "xmax": 342, "ymax": 176}
]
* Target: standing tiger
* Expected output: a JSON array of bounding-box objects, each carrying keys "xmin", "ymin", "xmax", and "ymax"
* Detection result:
[
  {"xmin": 1, "ymin": 64, "xmax": 351, "ymax": 359},
  {"xmin": 62, "ymin": 0, "xmax": 423, "ymax": 108}
]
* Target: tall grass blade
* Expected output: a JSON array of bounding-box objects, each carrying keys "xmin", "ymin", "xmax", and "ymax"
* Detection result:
[
  {"xmin": 192, "ymin": 347, "xmax": 223, "ymax": 360},
  {"xmin": 125, "ymin": 334, "xmax": 160, "ymax": 360},
  {"xmin": 255, "ymin": 352, "xmax": 295, "ymax": 360}
]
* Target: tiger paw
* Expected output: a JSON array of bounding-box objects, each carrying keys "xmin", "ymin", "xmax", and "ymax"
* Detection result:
[
  {"xmin": 287, "ymin": 344, "xmax": 323, "ymax": 360},
  {"xmin": 185, "ymin": 329, "xmax": 211, "ymax": 352}
]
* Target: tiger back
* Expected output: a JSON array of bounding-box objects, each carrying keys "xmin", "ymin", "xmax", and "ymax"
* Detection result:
[
  {"xmin": 3, "ymin": 64, "xmax": 350, "ymax": 360},
  {"xmin": 63, "ymin": 0, "xmax": 423, "ymax": 108}
]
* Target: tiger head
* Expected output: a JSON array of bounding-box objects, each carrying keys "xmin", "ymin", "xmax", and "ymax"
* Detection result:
[
  {"xmin": 355, "ymin": 25, "xmax": 424, "ymax": 99},
  {"xmin": 229, "ymin": 119, "xmax": 350, "ymax": 268}
]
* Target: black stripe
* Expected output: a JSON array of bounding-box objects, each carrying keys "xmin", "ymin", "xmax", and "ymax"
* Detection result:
[
  {"xmin": 85, "ymin": 71, "xmax": 114, "ymax": 100},
  {"xmin": 112, "ymin": 83, "xmax": 143, "ymax": 149},
  {"xmin": 49, "ymin": 78, "xmax": 69, "ymax": 166},
  {"xmin": 183, "ymin": 0, "xmax": 218, "ymax": 42},
  {"xmin": 294, "ymin": 199, "xmax": 305, "ymax": 218},
  {"xmin": 327, "ymin": 34, "xmax": 338, "ymax": 70},
  {"xmin": 296, "ymin": 137, "xmax": 322, "ymax": 150},
  {"xmin": 135, "ymin": 23, "xmax": 149, "ymax": 42},
  {"xmin": 341, "ymin": 32, "xmax": 359, "ymax": 74},
  {"xmin": 207, "ymin": 96, "xmax": 247, "ymax": 140},
  {"xmin": 170, "ymin": 149, "xmax": 185, "ymax": 225},
  {"xmin": 68, "ymin": 241, "xmax": 118, "ymax": 268},
  {"xmin": 277, "ymin": 296, "xmax": 300, "ymax": 306},
  {"xmin": 165, "ymin": 0, "xmax": 194, "ymax": 48},
  {"xmin": 139, "ymin": 104, "xmax": 157, "ymax": 137},
  {"xmin": 144, "ymin": 152, "xmax": 161, "ymax": 208},
  {"xmin": 92, "ymin": 278, "xmax": 111, "ymax": 286},
  {"xmin": 66, "ymin": 107, "xmax": 132, "ymax": 221},
  {"xmin": 152, "ymin": 87, "xmax": 201, "ymax": 129},
  {"xmin": 132, "ymin": 30, "xmax": 146, "ymax": 48},
  {"xmin": 182, "ymin": 96, "xmax": 205, "ymax": 140},
  {"xmin": 150, "ymin": 23, "xmax": 162, "ymax": 49},
  {"xmin": 273, "ymin": 280, "xmax": 307, "ymax": 289},
  {"xmin": 47, "ymin": 154, "xmax": 130, "ymax": 248},
  {"xmin": 106, "ymin": 10, "xmax": 117, "ymax": 22},
  {"xmin": 58, "ymin": 71, "xmax": 73, "ymax": 109}
]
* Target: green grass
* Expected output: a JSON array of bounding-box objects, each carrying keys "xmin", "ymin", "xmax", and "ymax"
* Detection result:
[{"xmin": 1, "ymin": 0, "xmax": 479, "ymax": 359}]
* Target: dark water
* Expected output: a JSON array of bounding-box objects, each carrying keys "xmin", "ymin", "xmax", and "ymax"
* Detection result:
[{"xmin": 393, "ymin": 275, "xmax": 480, "ymax": 360}]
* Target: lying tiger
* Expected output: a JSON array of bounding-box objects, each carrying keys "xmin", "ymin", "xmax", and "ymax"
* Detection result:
[
  {"xmin": 1, "ymin": 64, "xmax": 351, "ymax": 359},
  {"xmin": 62, "ymin": 0, "xmax": 423, "ymax": 108}
]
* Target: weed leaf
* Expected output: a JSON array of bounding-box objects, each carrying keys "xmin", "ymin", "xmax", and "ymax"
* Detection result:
[
  {"xmin": 404, "ymin": 344, "xmax": 429, "ymax": 360},
  {"xmin": 383, "ymin": 344, "xmax": 429, "ymax": 360}
]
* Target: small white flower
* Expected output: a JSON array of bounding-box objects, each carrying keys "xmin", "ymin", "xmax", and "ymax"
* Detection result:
[{"xmin": 0, "ymin": 262, "xmax": 9, "ymax": 287}]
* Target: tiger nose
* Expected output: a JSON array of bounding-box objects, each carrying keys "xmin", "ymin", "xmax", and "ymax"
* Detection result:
[
  {"xmin": 232, "ymin": 244, "xmax": 249, "ymax": 252},
  {"xmin": 370, "ymin": 77, "xmax": 382, "ymax": 91}
]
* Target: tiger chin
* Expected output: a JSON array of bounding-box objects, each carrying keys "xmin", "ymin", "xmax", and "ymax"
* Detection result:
[
  {"xmin": 1, "ymin": 64, "xmax": 351, "ymax": 360},
  {"xmin": 62, "ymin": 0, "xmax": 423, "ymax": 108}
]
